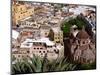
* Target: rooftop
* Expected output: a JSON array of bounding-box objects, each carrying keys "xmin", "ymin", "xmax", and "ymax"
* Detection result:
[{"xmin": 20, "ymin": 37, "xmax": 55, "ymax": 48}]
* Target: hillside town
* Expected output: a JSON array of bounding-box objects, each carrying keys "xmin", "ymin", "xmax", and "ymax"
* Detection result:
[{"xmin": 12, "ymin": 1, "xmax": 96, "ymax": 64}]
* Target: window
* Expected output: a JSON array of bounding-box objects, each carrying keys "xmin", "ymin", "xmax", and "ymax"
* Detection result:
[
  {"xmin": 58, "ymin": 37, "xmax": 59, "ymax": 39},
  {"xmin": 18, "ymin": 55, "xmax": 20, "ymax": 57},
  {"xmin": 43, "ymin": 51, "xmax": 45, "ymax": 53},
  {"xmin": 83, "ymin": 41, "xmax": 85, "ymax": 44},
  {"xmin": 27, "ymin": 51, "xmax": 29, "ymax": 53},
  {"xmin": 54, "ymin": 49, "xmax": 56, "ymax": 52},
  {"xmin": 37, "ymin": 48, "xmax": 39, "ymax": 49},
  {"xmin": 34, "ymin": 48, "xmax": 36, "ymax": 49},
  {"xmin": 40, "ymin": 48, "xmax": 43, "ymax": 49},
  {"xmin": 39, "ymin": 51, "xmax": 41, "ymax": 53},
  {"xmin": 33, "ymin": 24, "xmax": 36, "ymax": 26},
  {"xmin": 25, "ymin": 44, "xmax": 29, "ymax": 46},
  {"xmin": 56, "ymin": 41, "xmax": 60, "ymax": 43},
  {"xmin": 78, "ymin": 40, "xmax": 80, "ymax": 44}
]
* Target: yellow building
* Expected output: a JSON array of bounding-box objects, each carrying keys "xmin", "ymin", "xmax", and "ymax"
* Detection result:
[
  {"xmin": 48, "ymin": 27, "xmax": 63, "ymax": 43},
  {"xmin": 12, "ymin": 1, "xmax": 34, "ymax": 25},
  {"xmin": 52, "ymin": 27, "xmax": 63, "ymax": 43},
  {"xmin": 54, "ymin": 31, "xmax": 63, "ymax": 43}
]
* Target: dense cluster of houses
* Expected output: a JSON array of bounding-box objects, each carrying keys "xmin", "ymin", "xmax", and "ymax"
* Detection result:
[{"xmin": 12, "ymin": 1, "xmax": 96, "ymax": 63}]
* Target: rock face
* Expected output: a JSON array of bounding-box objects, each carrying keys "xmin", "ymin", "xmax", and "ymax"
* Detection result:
[{"xmin": 70, "ymin": 28, "xmax": 96, "ymax": 64}]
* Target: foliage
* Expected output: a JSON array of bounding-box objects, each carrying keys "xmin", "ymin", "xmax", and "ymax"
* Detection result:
[
  {"xmin": 75, "ymin": 62, "xmax": 96, "ymax": 70},
  {"xmin": 62, "ymin": 22, "xmax": 71, "ymax": 33},
  {"xmin": 62, "ymin": 16, "xmax": 87, "ymax": 33},
  {"xmin": 12, "ymin": 56, "xmax": 96, "ymax": 74},
  {"xmin": 12, "ymin": 56, "xmax": 76, "ymax": 74},
  {"xmin": 12, "ymin": 55, "xmax": 16, "ymax": 62}
]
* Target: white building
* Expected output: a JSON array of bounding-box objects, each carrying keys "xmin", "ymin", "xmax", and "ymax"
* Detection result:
[
  {"xmin": 40, "ymin": 25, "xmax": 51, "ymax": 37},
  {"xmin": 12, "ymin": 30, "xmax": 20, "ymax": 47},
  {"xmin": 19, "ymin": 37, "xmax": 64, "ymax": 60},
  {"xmin": 20, "ymin": 20, "xmax": 40, "ymax": 29}
]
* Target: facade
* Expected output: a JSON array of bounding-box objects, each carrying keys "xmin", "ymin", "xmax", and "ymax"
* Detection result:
[
  {"xmin": 19, "ymin": 20, "xmax": 40, "ymax": 29},
  {"xmin": 12, "ymin": 37, "xmax": 64, "ymax": 61},
  {"xmin": 12, "ymin": 1, "xmax": 34, "ymax": 25},
  {"xmin": 70, "ymin": 27, "xmax": 95, "ymax": 63},
  {"xmin": 51, "ymin": 27, "xmax": 63, "ymax": 43},
  {"xmin": 34, "ymin": 6, "xmax": 46, "ymax": 14},
  {"xmin": 40, "ymin": 25, "xmax": 51, "ymax": 37},
  {"xmin": 12, "ymin": 48, "xmax": 29, "ymax": 61},
  {"xmin": 30, "ymin": 42, "xmax": 47, "ymax": 58},
  {"xmin": 12, "ymin": 30, "xmax": 21, "ymax": 48},
  {"xmin": 20, "ymin": 27, "xmax": 40, "ymax": 39}
]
